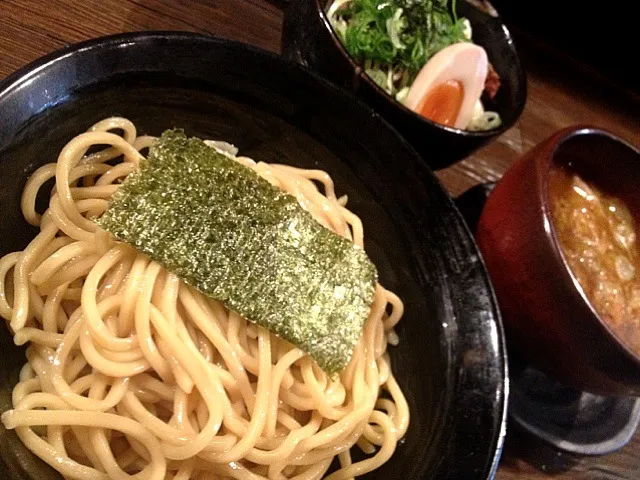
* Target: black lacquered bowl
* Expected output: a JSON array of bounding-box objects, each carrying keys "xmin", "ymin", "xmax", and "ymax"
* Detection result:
[
  {"xmin": 0, "ymin": 32, "xmax": 507, "ymax": 479},
  {"xmin": 282, "ymin": 0, "xmax": 528, "ymax": 170}
]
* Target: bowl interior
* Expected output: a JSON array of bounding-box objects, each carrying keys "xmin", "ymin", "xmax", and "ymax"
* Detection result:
[
  {"xmin": 545, "ymin": 130, "xmax": 640, "ymax": 364},
  {"xmin": 0, "ymin": 32, "xmax": 506, "ymax": 479},
  {"xmin": 317, "ymin": 0, "xmax": 527, "ymax": 136}
]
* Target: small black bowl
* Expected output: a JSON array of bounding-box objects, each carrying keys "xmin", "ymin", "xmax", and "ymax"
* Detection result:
[
  {"xmin": 282, "ymin": 0, "xmax": 528, "ymax": 170},
  {"xmin": 0, "ymin": 32, "xmax": 507, "ymax": 479}
]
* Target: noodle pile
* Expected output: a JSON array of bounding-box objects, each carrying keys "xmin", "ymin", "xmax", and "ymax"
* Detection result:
[{"xmin": 0, "ymin": 117, "xmax": 409, "ymax": 480}]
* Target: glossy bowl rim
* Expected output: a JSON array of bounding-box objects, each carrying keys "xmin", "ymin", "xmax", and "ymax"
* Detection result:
[
  {"xmin": 0, "ymin": 30, "xmax": 509, "ymax": 479},
  {"xmin": 315, "ymin": 0, "xmax": 527, "ymax": 138},
  {"xmin": 539, "ymin": 125, "xmax": 640, "ymax": 368}
]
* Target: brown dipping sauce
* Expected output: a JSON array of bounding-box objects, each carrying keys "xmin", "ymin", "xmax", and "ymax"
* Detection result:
[{"xmin": 549, "ymin": 165, "xmax": 640, "ymax": 357}]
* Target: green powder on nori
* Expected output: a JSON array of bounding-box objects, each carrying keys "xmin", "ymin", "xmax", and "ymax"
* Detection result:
[{"xmin": 97, "ymin": 130, "xmax": 378, "ymax": 374}]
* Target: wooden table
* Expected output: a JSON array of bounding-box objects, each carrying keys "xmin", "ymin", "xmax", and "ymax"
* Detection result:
[{"xmin": 1, "ymin": 1, "xmax": 639, "ymax": 478}]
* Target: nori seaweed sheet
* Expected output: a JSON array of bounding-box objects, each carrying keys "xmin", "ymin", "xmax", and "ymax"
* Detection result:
[{"xmin": 98, "ymin": 130, "xmax": 377, "ymax": 374}]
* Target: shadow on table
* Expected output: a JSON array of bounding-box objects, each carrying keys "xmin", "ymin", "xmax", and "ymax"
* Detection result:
[
  {"xmin": 499, "ymin": 352, "xmax": 578, "ymax": 475},
  {"xmin": 500, "ymin": 419, "xmax": 579, "ymax": 475},
  {"xmin": 264, "ymin": 0, "xmax": 289, "ymax": 8}
]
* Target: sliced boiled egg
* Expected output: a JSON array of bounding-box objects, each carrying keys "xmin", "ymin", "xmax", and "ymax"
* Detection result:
[{"xmin": 404, "ymin": 42, "xmax": 488, "ymax": 130}]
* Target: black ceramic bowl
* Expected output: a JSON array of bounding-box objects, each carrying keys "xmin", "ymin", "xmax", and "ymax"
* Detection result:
[
  {"xmin": 0, "ymin": 32, "xmax": 506, "ymax": 479},
  {"xmin": 282, "ymin": 0, "xmax": 528, "ymax": 170}
]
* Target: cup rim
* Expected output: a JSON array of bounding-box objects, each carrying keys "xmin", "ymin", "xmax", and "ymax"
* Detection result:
[{"xmin": 540, "ymin": 126, "xmax": 640, "ymax": 367}]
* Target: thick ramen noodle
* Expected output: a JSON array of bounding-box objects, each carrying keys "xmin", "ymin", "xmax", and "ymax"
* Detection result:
[{"xmin": 0, "ymin": 117, "xmax": 409, "ymax": 480}]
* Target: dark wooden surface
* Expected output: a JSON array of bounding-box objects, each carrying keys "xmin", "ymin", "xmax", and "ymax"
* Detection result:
[{"xmin": 1, "ymin": 1, "xmax": 639, "ymax": 478}]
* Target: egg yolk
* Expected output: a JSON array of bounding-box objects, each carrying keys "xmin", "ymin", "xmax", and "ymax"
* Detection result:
[{"xmin": 417, "ymin": 80, "xmax": 464, "ymax": 127}]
